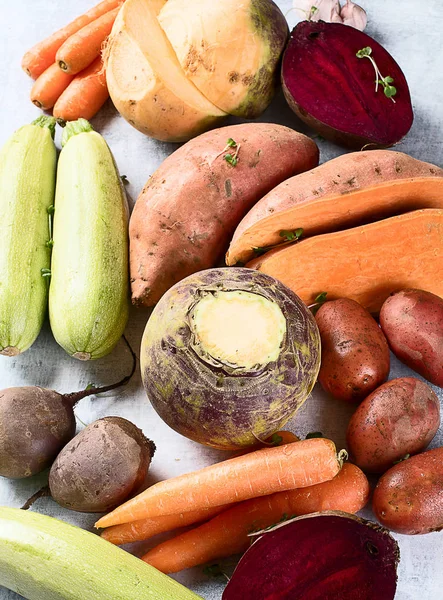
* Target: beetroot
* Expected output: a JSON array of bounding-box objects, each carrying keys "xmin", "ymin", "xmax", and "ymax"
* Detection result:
[
  {"xmin": 282, "ymin": 21, "xmax": 413, "ymax": 149},
  {"xmin": 223, "ymin": 511, "xmax": 399, "ymax": 600}
]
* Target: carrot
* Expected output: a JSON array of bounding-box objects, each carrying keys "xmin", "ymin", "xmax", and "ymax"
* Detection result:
[
  {"xmin": 100, "ymin": 431, "xmax": 300, "ymax": 546},
  {"xmin": 141, "ymin": 463, "xmax": 369, "ymax": 574},
  {"xmin": 22, "ymin": 0, "xmax": 124, "ymax": 79},
  {"xmin": 53, "ymin": 58, "xmax": 109, "ymax": 122},
  {"xmin": 30, "ymin": 63, "xmax": 74, "ymax": 110},
  {"xmin": 56, "ymin": 8, "xmax": 120, "ymax": 75},
  {"xmin": 95, "ymin": 438, "xmax": 341, "ymax": 528}
]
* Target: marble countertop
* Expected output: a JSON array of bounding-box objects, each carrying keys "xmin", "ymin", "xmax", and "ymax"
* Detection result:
[{"xmin": 0, "ymin": 1, "xmax": 442, "ymax": 598}]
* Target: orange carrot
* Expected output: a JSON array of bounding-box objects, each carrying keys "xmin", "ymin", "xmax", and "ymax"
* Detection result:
[
  {"xmin": 30, "ymin": 63, "xmax": 74, "ymax": 110},
  {"xmin": 56, "ymin": 8, "xmax": 120, "ymax": 75},
  {"xmin": 22, "ymin": 0, "xmax": 124, "ymax": 79},
  {"xmin": 100, "ymin": 431, "xmax": 300, "ymax": 546},
  {"xmin": 142, "ymin": 463, "xmax": 370, "ymax": 574},
  {"xmin": 101, "ymin": 505, "xmax": 230, "ymax": 546},
  {"xmin": 53, "ymin": 58, "xmax": 109, "ymax": 121},
  {"xmin": 95, "ymin": 438, "xmax": 341, "ymax": 528}
]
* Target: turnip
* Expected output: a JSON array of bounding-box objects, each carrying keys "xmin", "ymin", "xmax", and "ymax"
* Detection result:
[{"xmin": 0, "ymin": 340, "xmax": 136, "ymax": 479}]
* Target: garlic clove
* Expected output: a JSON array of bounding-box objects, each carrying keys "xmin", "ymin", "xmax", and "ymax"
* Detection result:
[
  {"xmin": 293, "ymin": 0, "xmax": 343, "ymax": 24},
  {"xmin": 340, "ymin": 0, "xmax": 368, "ymax": 31}
]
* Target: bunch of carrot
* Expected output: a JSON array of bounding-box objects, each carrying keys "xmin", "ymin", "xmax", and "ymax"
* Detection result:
[
  {"xmin": 96, "ymin": 433, "xmax": 370, "ymax": 574},
  {"xmin": 22, "ymin": 0, "xmax": 124, "ymax": 120}
]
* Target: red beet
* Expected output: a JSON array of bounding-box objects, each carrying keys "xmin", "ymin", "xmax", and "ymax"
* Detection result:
[
  {"xmin": 223, "ymin": 511, "xmax": 399, "ymax": 600},
  {"xmin": 282, "ymin": 21, "xmax": 413, "ymax": 149}
]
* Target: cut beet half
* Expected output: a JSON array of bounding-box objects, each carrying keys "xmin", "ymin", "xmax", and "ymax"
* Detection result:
[
  {"xmin": 282, "ymin": 21, "xmax": 413, "ymax": 149},
  {"xmin": 223, "ymin": 511, "xmax": 399, "ymax": 600}
]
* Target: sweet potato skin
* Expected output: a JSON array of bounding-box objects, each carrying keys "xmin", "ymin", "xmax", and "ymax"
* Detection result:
[
  {"xmin": 380, "ymin": 289, "xmax": 443, "ymax": 387},
  {"xmin": 347, "ymin": 378, "xmax": 440, "ymax": 473},
  {"xmin": 373, "ymin": 447, "xmax": 443, "ymax": 534},
  {"xmin": 226, "ymin": 150, "xmax": 443, "ymax": 266},
  {"xmin": 130, "ymin": 123, "xmax": 319, "ymax": 306},
  {"xmin": 315, "ymin": 299, "xmax": 390, "ymax": 403},
  {"xmin": 248, "ymin": 209, "xmax": 443, "ymax": 313}
]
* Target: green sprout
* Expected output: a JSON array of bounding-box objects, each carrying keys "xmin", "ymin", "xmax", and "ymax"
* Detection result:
[{"xmin": 356, "ymin": 47, "xmax": 397, "ymax": 103}]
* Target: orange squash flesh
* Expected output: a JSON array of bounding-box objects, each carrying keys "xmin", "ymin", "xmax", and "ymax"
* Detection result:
[{"xmin": 247, "ymin": 209, "xmax": 443, "ymax": 314}]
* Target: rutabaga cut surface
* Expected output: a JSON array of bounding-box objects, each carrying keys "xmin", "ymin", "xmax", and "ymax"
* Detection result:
[
  {"xmin": 105, "ymin": 0, "xmax": 226, "ymax": 142},
  {"xmin": 158, "ymin": 0, "xmax": 289, "ymax": 117}
]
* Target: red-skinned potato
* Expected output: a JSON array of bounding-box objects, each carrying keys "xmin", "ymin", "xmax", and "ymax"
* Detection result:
[
  {"xmin": 380, "ymin": 289, "xmax": 443, "ymax": 387},
  {"xmin": 347, "ymin": 377, "xmax": 440, "ymax": 473},
  {"xmin": 315, "ymin": 299, "xmax": 390, "ymax": 402},
  {"xmin": 373, "ymin": 447, "xmax": 443, "ymax": 534}
]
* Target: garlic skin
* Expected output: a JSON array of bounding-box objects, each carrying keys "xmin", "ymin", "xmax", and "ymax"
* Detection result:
[
  {"xmin": 294, "ymin": 0, "xmax": 343, "ymax": 24},
  {"xmin": 340, "ymin": 0, "xmax": 368, "ymax": 31}
]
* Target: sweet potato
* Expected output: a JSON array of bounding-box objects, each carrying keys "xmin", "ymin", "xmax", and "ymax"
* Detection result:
[
  {"xmin": 129, "ymin": 123, "xmax": 319, "ymax": 306},
  {"xmin": 380, "ymin": 289, "xmax": 443, "ymax": 387},
  {"xmin": 247, "ymin": 209, "xmax": 443, "ymax": 313},
  {"xmin": 316, "ymin": 299, "xmax": 390, "ymax": 403},
  {"xmin": 373, "ymin": 447, "xmax": 443, "ymax": 534},
  {"xmin": 226, "ymin": 150, "xmax": 443, "ymax": 266},
  {"xmin": 347, "ymin": 378, "xmax": 440, "ymax": 473}
]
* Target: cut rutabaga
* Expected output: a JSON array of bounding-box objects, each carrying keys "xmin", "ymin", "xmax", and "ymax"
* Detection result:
[
  {"xmin": 0, "ymin": 117, "xmax": 56, "ymax": 356},
  {"xmin": 158, "ymin": 0, "xmax": 289, "ymax": 117},
  {"xmin": 0, "ymin": 507, "xmax": 202, "ymax": 600},
  {"xmin": 226, "ymin": 150, "xmax": 443, "ymax": 266},
  {"xmin": 248, "ymin": 209, "xmax": 443, "ymax": 314},
  {"xmin": 49, "ymin": 119, "xmax": 129, "ymax": 360},
  {"xmin": 140, "ymin": 268, "xmax": 320, "ymax": 449},
  {"xmin": 106, "ymin": 0, "xmax": 226, "ymax": 142}
]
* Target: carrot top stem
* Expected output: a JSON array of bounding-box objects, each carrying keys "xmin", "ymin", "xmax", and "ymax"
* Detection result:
[
  {"xmin": 32, "ymin": 115, "xmax": 57, "ymax": 138},
  {"xmin": 61, "ymin": 118, "xmax": 94, "ymax": 146}
]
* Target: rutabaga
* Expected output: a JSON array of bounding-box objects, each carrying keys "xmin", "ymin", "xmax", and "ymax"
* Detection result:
[
  {"xmin": 0, "ymin": 507, "xmax": 203, "ymax": 600},
  {"xmin": 0, "ymin": 116, "xmax": 57, "ymax": 356},
  {"xmin": 49, "ymin": 119, "xmax": 129, "ymax": 359}
]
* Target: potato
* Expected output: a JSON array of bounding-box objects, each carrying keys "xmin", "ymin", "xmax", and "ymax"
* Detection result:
[
  {"xmin": 373, "ymin": 447, "xmax": 443, "ymax": 534},
  {"xmin": 380, "ymin": 289, "xmax": 443, "ymax": 387},
  {"xmin": 130, "ymin": 123, "xmax": 319, "ymax": 306},
  {"xmin": 315, "ymin": 299, "xmax": 390, "ymax": 402},
  {"xmin": 347, "ymin": 377, "xmax": 440, "ymax": 473}
]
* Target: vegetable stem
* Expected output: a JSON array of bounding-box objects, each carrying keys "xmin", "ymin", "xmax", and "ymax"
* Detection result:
[
  {"xmin": 61, "ymin": 118, "xmax": 94, "ymax": 146},
  {"xmin": 32, "ymin": 115, "xmax": 57, "ymax": 139}
]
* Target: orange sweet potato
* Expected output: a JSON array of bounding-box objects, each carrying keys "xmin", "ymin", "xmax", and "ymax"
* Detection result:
[
  {"xmin": 129, "ymin": 123, "xmax": 319, "ymax": 306},
  {"xmin": 226, "ymin": 150, "xmax": 443, "ymax": 266},
  {"xmin": 248, "ymin": 209, "xmax": 443, "ymax": 314}
]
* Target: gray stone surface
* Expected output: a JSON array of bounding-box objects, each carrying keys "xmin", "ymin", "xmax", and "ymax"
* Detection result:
[{"xmin": 0, "ymin": 0, "xmax": 442, "ymax": 598}]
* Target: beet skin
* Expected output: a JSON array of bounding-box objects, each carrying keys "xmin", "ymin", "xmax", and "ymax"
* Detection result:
[
  {"xmin": 282, "ymin": 21, "xmax": 413, "ymax": 149},
  {"xmin": 223, "ymin": 511, "xmax": 399, "ymax": 600}
]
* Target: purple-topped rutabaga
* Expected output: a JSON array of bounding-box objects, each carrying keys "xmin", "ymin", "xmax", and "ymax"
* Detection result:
[{"xmin": 141, "ymin": 268, "xmax": 320, "ymax": 449}]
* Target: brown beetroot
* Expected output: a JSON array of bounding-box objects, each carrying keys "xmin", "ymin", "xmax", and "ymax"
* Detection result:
[
  {"xmin": 282, "ymin": 21, "xmax": 413, "ymax": 149},
  {"xmin": 347, "ymin": 377, "xmax": 440, "ymax": 473},
  {"xmin": 316, "ymin": 298, "xmax": 390, "ymax": 403},
  {"xmin": 48, "ymin": 417, "xmax": 155, "ymax": 513},
  {"xmin": 373, "ymin": 447, "xmax": 443, "ymax": 534},
  {"xmin": 380, "ymin": 289, "xmax": 443, "ymax": 387},
  {"xmin": 0, "ymin": 340, "xmax": 136, "ymax": 479},
  {"xmin": 223, "ymin": 511, "xmax": 399, "ymax": 600}
]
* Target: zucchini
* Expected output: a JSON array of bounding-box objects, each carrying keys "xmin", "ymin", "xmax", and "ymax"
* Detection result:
[
  {"xmin": 0, "ymin": 507, "xmax": 203, "ymax": 600},
  {"xmin": 49, "ymin": 120, "xmax": 129, "ymax": 360},
  {"xmin": 0, "ymin": 116, "xmax": 56, "ymax": 356}
]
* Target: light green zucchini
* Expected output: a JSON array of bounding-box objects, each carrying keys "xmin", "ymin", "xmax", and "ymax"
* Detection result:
[
  {"xmin": 0, "ymin": 116, "xmax": 56, "ymax": 356},
  {"xmin": 0, "ymin": 507, "xmax": 203, "ymax": 600},
  {"xmin": 49, "ymin": 120, "xmax": 129, "ymax": 360}
]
